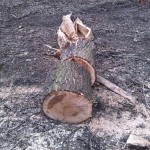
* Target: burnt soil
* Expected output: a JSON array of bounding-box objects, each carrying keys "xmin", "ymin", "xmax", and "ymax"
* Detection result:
[{"xmin": 0, "ymin": 0, "xmax": 150, "ymax": 150}]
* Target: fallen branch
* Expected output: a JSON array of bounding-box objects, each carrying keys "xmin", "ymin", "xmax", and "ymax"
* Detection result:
[{"xmin": 96, "ymin": 75, "xmax": 137, "ymax": 104}]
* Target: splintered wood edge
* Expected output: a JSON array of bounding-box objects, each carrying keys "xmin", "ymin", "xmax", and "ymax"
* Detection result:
[
  {"xmin": 57, "ymin": 28, "xmax": 70, "ymax": 49},
  {"xmin": 43, "ymin": 91, "xmax": 92, "ymax": 123},
  {"xmin": 68, "ymin": 57, "xmax": 96, "ymax": 85},
  {"xmin": 74, "ymin": 17, "xmax": 93, "ymax": 40},
  {"xmin": 60, "ymin": 13, "xmax": 78, "ymax": 42}
]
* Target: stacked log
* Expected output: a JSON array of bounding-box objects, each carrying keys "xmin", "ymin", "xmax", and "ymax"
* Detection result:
[{"xmin": 43, "ymin": 14, "xmax": 95, "ymax": 123}]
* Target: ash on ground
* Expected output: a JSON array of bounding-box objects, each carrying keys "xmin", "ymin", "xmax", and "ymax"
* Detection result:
[{"xmin": 0, "ymin": 0, "xmax": 150, "ymax": 149}]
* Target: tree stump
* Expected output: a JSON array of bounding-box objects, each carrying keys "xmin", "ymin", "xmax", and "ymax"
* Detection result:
[{"xmin": 43, "ymin": 61, "xmax": 92, "ymax": 123}]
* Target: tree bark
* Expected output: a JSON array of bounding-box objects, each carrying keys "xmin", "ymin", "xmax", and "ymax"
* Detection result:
[
  {"xmin": 43, "ymin": 61, "xmax": 92, "ymax": 123},
  {"xmin": 61, "ymin": 39, "xmax": 96, "ymax": 85}
]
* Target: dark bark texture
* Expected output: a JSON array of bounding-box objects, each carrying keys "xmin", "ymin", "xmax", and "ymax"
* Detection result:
[
  {"xmin": 61, "ymin": 39, "xmax": 96, "ymax": 84},
  {"xmin": 43, "ymin": 60, "xmax": 93, "ymax": 123},
  {"xmin": 49, "ymin": 60, "xmax": 92, "ymax": 100}
]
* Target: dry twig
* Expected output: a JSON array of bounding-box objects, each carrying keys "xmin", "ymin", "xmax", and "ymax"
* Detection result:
[{"xmin": 97, "ymin": 75, "xmax": 137, "ymax": 104}]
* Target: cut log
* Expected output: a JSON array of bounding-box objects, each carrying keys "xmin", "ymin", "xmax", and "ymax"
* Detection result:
[
  {"xmin": 64, "ymin": 39, "xmax": 96, "ymax": 85},
  {"xmin": 57, "ymin": 15, "xmax": 96, "ymax": 85},
  {"xmin": 43, "ymin": 61, "xmax": 92, "ymax": 123}
]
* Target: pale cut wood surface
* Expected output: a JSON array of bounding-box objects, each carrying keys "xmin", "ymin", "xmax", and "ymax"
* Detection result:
[{"xmin": 43, "ymin": 61, "xmax": 93, "ymax": 123}]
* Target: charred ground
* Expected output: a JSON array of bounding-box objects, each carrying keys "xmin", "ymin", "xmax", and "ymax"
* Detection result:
[{"xmin": 0, "ymin": 0, "xmax": 150, "ymax": 150}]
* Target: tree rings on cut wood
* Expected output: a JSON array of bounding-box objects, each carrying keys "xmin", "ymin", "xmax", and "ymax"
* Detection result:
[
  {"xmin": 43, "ymin": 14, "xmax": 95, "ymax": 123},
  {"xmin": 43, "ymin": 61, "xmax": 92, "ymax": 123},
  {"xmin": 43, "ymin": 91, "xmax": 92, "ymax": 123}
]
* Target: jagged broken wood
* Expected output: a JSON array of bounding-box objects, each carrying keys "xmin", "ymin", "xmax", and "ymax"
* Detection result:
[
  {"xmin": 74, "ymin": 17, "xmax": 93, "ymax": 40},
  {"xmin": 57, "ymin": 15, "xmax": 96, "ymax": 85},
  {"xmin": 60, "ymin": 13, "xmax": 78, "ymax": 43},
  {"xmin": 43, "ymin": 61, "xmax": 92, "ymax": 123}
]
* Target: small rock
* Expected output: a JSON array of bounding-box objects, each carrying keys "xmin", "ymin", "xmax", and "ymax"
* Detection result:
[
  {"xmin": 125, "ymin": 134, "xmax": 150, "ymax": 149},
  {"xmin": 19, "ymin": 25, "xmax": 22, "ymax": 29},
  {"xmin": 26, "ymin": 59, "xmax": 31, "ymax": 62}
]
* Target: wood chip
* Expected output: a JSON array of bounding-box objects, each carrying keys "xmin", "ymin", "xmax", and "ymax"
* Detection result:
[{"xmin": 126, "ymin": 134, "xmax": 150, "ymax": 149}]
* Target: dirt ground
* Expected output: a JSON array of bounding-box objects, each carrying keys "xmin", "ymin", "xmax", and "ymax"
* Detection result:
[{"xmin": 0, "ymin": 0, "xmax": 150, "ymax": 150}]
